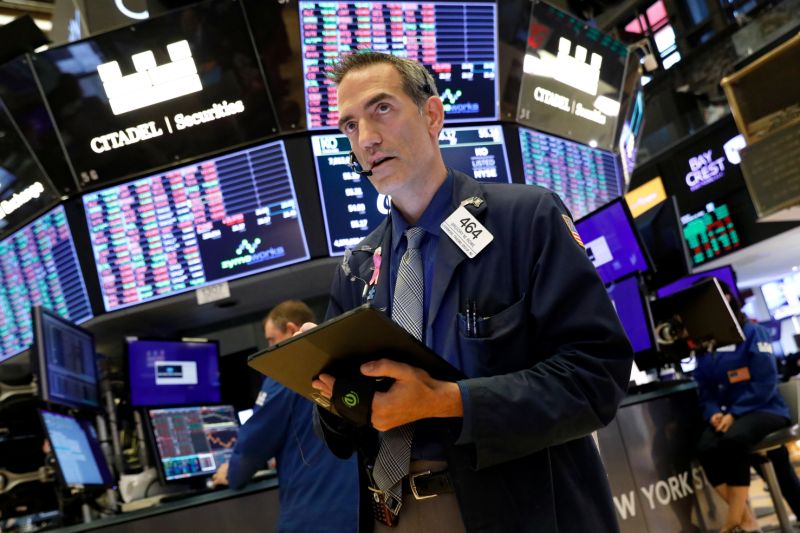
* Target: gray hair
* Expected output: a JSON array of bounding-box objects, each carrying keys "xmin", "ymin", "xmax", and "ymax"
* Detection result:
[{"xmin": 330, "ymin": 51, "xmax": 439, "ymax": 110}]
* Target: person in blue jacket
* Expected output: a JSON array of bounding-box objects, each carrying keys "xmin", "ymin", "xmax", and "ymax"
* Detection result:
[
  {"xmin": 308, "ymin": 52, "xmax": 634, "ymax": 532},
  {"xmin": 212, "ymin": 300, "xmax": 359, "ymax": 533},
  {"xmin": 694, "ymin": 281, "xmax": 790, "ymax": 533}
]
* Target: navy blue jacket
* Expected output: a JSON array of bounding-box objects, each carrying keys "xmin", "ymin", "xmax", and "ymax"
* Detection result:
[
  {"xmin": 228, "ymin": 378, "xmax": 359, "ymax": 532},
  {"xmin": 694, "ymin": 322, "xmax": 790, "ymax": 422},
  {"xmin": 317, "ymin": 170, "xmax": 633, "ymax": 532}
]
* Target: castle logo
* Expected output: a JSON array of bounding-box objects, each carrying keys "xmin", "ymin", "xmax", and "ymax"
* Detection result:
[{"xmin": 554, "ymin": 37, "xmax": 602, "ymax": 96}]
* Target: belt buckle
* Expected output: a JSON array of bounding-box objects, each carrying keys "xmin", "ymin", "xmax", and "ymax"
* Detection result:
[{"xmin": 409, "ymin": 470, "xmax": 437, "ymax": 500}]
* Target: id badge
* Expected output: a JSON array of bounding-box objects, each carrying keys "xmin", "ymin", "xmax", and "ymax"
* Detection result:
[{"xmin": 727, "ymin": 367, "xmax": 751, "ymax": 384}]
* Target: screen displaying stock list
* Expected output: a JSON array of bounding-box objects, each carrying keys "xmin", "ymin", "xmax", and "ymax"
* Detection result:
[
  {"xmin": 82, "ymin": 140, "xmax": 309, "ymax": 312},
  {"xmin": 0, "ymin": 206, "xmax": 93, "ymax": 362},
  {"xmin": 299, "ymin": 1, "xmax": 498, "ymax": 129},
  {"xmin": 518, "ymin": 126, "xmax": 622, "ymax": 220}
]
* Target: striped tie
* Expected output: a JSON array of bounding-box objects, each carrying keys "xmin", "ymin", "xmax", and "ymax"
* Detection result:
[{"xmin": 373, "ymin": 226, "xmax": 425, "ymax": 513}]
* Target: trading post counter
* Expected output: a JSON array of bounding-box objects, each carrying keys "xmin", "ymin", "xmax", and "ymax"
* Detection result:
[
  {"xmin": 597, "ymin": 381, "xmax": 728, "ymax": 532},
  {"xmin": 60, "ymin": 476, "xmax": 280, "ymax": 533}
]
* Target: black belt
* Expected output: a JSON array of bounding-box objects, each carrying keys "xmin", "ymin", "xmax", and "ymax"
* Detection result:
[{"xmin": 402, "ymin": 470, "xmax": 455, "ymax": 500}]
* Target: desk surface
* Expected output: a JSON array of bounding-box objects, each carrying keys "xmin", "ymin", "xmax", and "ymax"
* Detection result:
[{"xmin": 620, "ymin": 380, "xmax": 697, "ymax": 407}]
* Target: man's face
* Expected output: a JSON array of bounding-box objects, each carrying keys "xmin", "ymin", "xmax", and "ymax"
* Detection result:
[
  {"xmin": 264, "ymin": 319, "xmax": 294, "ymax": 348},
  {"xmin": 336, "ymin": 63, "xmax": 442, "ymax": 197}
]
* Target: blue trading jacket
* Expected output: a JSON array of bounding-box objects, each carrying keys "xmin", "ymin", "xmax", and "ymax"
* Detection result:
[
  {"xmin": 694, "ymin": 322, "xmax": 790, "ymax": 422},
  {"xmin": 228, "ymin": 377, "xmax": 359, "ymax": 532},
  {"xmin": 315, "ymin": 169, "xmax": 634, "ymax": 532}
]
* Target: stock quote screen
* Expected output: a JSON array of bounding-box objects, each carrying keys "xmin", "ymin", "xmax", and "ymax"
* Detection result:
[
  {"xmin": 681, "ymin": 202, "xmax": 741, "ymax": 266},
  {"xmin": 82, "ymin": 140, "xmax": 309, "ymax": 312},
  {"xmin": 0, "ymin": 206, "xmax": 93, "ymax": 362},
  {"xmin": 299, "ymin": 1, "xmax": 498, "ymax": 129},
  {"xmin": 312, "ymin": 124, "xmax": 511, "ymax": 255},
  {"xmin": 519, "ymin": 126, "xmax": 622, "ymax": 220}
]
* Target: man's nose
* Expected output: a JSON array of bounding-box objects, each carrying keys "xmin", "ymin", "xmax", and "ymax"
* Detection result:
[{"xmin": 358, "ymin": 120, "xmax": 381, "ymax": 152}]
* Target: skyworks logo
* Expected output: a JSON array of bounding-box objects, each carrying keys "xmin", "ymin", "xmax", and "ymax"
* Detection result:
[{"xmin": 96, "ymin": 40, "xmax": 202, "ymax": 115}]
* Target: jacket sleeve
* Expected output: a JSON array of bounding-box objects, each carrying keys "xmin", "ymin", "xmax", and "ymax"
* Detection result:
[
  {"xmin": 459, "ymin": 192, "xmax": 634, "ymax": 469},
  {"xmin": 728, "ymin": 327, "xmax": 781, "ymax": 417},
  {"xmin": 227, "ymin": 379, "xmax": 293, "ymax": 489},
  {"xmin": 693, "ymin": 357, "xmax": 723, "ymax": 422}
]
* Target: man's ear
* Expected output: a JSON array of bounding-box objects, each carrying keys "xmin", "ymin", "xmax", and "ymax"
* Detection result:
[
  {"xmin": 424, "ymin": 95, "xmax": 445, "ymax": 137},
  {"xmin": 284, "ymin": 322, "xmax": 300, "ymax": 335}
]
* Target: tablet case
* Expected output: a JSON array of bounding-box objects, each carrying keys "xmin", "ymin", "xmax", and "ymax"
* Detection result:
[{"xmin": 247, "ymin": 305, "xmax": 464, "ymax": 414}]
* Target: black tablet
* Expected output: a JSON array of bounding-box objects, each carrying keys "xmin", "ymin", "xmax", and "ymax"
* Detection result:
[{"xmin": 247, "ymin": 305, "xmax": 464, "ymax": 414}]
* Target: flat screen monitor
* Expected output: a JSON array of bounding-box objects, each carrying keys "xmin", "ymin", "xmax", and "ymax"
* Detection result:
[
  {"xmin": 298, "ymin": 1, "xmax": 499, "ymax": 129},
  {"xmin": 312, "ymin": 125, "xmax": 511, "ymax": 255},
  {"xmin": 39, "ymin": 409, "xmax": 114, "ymax": 489},
  {"xmin": 606, "ymin": 274, "xmax": 655, "ymax": 354},
  {"xmin": 516, "ymin": 2, "xmax": 628, "ymax": 151},
  {"xmin": 518, "ymin": 125, "xmax": 623, "ymax": 220},
  {"xmin": 680, "ymin": 202, "xmax": 741, "ymax": 266},
  {"xmin": 127, "ymin": 338, "xmax": 221, "ymax": 407},
  {"xmin": 574, "ymin": 198, "xmax": 651, "ymax": 285},
  {"xmin": 634, "ymin": 197, "xmax": 692, "ymax": 288},
  {"xmin": 32, "ymin": 1, "xmax": 278, "ymax": 187},
  {"xmin": 82, "ymin": 139, "xmax": 309, "ymax": 311},
  {"xmin": 146, "ymin": 405, "xmax": 239, "ymax": 483},
  {"xmin": 0, "ymin": 205, "xmax": 93, "ymax": 363},
  {"xmin": 655, "ymin": 264, "xmax": 740, "ymax": 302},
  {"xmin": 32, "ymin": 307, "xmax": 99, "ymax": 410},
  {"xmin": 761, "ymin": 273, "xmax": 800, "ymax": 320}
]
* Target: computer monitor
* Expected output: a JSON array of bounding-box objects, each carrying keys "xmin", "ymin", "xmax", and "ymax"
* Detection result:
[
  {"xmin": 145, "ymin": 405, "xmax": 239, "ymax": 483},
  {"xmin": 298, "ymin": 1, "xmax": 499, "ymax": 129},
  {"xmin": 127, "ymin": 338, "xmax": 221, "ymax": 407},
  {"xmin": 39, "ymin": 409, "xmax": 114, "ymax": 489},
  {"xmin": 605, "ymin": 274, "xmax": 656, "ymax": 354},
  {"xmin": 32, "ymin": 307, "xmax": 99, "ymax": 411},
  {"xmin": 635, "ymin": 197, "xmax": 693, "ymax": 288},
  {"xmin": 312, "ymin": 125, "xmax": 512, "ymax": 255},
  {"xmin": 655, "ymin": 265, "xmax": 740, "ymax": 303},
  {"xmin": 681, "ymin": 202, "xmax": 741, "ymax": 266},
  {"xmin": 761, "ymin": 273, "xmax": 800, "ymax": 320},
  {"xmin": 574, "ymin": 198, "xmax": 652, "ymax": 285},
  {"xmin": 81, "ymin": 139, "xmax": 309, "ymax": 312}
]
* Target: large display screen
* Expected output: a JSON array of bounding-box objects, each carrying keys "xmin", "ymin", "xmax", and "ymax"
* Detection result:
[
  {"xmin": 128, "ymin": 339, "xmax": 220, "ymax": 407},
  {"xmin": 655, "ymin": 265, "xmax": 740, "ymax": 302},
  {"xmin": 518, "ymin": 126, "xmax": 622, "ymax": 220},
  {"xmin": 574, "ymin": 199, "xmax": 651, "ymax": 285},
  {"xmin": 82, "ymin": 140, "xmax": 309, "ymax": 312},
  {"xmin": 681, "ymin": 202, "xmax": 740, "ymax": 266},
  {"xmin": 32, "ymin": 0, "xmax": 278, "ymax": 187},
  {"xmin": 298, "ymin": 1, "xmax": 498, "ymax": 129},
  {"xmin": 761, "ymin": 274, "xmax": 800, "ymax": 320},
  {"xmin": 606, "ymin": 275, "xmax": 654, "ymax": 353},
  {"xmin": 0, "ymin": 205, "xmax": 93, "ymax": 363},
  {"xmin": 516, "ymin": 2, "xmax": 628, "ymax": 150},
  {"xmin": 33, "ymin": 307, "xmax": 99, "ymax": 410},
  {"xmin": 312, "ymin": 125, "xmax": 511, "ymax": 255},
  {"xmin": 147, "ymin": 405, "xmax": 239, "ymax": 482},
  {"xmin": 0, "ymin": 100, "xmax": 60, "ymax": 237},
  {"xmin": 40, "ymin": 410, "xmax": 114, "ymax": 488}
]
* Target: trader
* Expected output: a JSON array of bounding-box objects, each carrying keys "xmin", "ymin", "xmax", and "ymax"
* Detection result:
[
  {"xmin": 213, "ymin": 300, "xmax": 359, "ymax": 533},
  {"xmin": 310, "ymin": 51, "xmax": 633, "ymax": 532}
]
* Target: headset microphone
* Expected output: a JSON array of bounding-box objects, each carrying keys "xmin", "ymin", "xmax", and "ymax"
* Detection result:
[{"xmin": 348, "ymin": 151, "xmax": 373, "ymax": 177}]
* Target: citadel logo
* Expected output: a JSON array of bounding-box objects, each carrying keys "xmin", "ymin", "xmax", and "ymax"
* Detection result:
[
  {"xmin": 554, "ymin": 37, "xmax": 602, "ymax": 96},
  {"xmin": 96, "ymin": 40, "xmax": 202, "ymax": 115}
]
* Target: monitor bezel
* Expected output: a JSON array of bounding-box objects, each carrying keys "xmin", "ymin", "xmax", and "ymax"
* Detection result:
[
  {"xmin": 143, "ymin": 404, "xmax": 239, "ymax": 486},
  {"xmin": 31, "ymin": 306, "xmax": 100, "ymax": 412},
  {"xmin": 38, "ymin": 408, "xmax": 115, "ymax": 490},
  {"xmin": 575, "ymin": 196, "xmax": 655, "ymax": 285},
  {"xmin": 607, "ymin": 272, "xmax": 657, "ymax": 356},
  {"xmin": 655, "ymin": 264, "xmax": 741, "ymax": 303},
  {"xmin": 125, "ymin": 337, "xmax": 222, "ymax": 408}
]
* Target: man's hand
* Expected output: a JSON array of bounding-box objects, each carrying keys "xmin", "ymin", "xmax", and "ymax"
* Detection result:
[
  {"xmin": 212, "ymin": 462, "xmax": 229, "ymax": 487},
  {"xmin": 710, "ymin": 412, "xmax": 724, "ymax": 430},
  {"xmin": 362, "ymin": 359, "xmax": 462, "ymax": 431},
  {"xmin": 716, "ymin": 413, "xmax": 734, "ymax": 433}
]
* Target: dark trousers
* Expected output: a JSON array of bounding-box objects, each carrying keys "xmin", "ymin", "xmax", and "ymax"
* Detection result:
[
  {"xmin": 751, "ymin": 445, "xmax": 800, "ymax": 516},
  {"xmin": 697, "ymin": 411, "xmax": 788, "ymax": 487}
]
